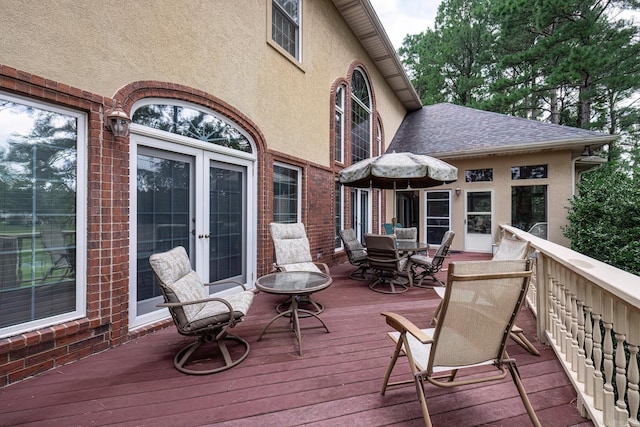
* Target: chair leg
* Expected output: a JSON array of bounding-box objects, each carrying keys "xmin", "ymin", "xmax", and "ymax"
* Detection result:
[
  {"xmin": 414, "ymin": 373, "xmax": 434, "ymax": 427},
  {"xmin": 369, "ymin": 275, "xmax": 409, "ymax": 294},
  {"xmin": 381, "ymin": 338, "xmax": 405, "ymax": 395},
  {"xmin": 510, "ymin": 326, "xmax": 540, "ymax": 356},
  {"xmin": 506, "ymin": 360, "xmax": 542, "ymax": 427}
]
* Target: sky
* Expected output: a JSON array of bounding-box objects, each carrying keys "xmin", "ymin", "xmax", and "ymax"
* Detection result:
[{"xmin": 369, "ymin": 0, "xmax": 442, "ymax": 49}]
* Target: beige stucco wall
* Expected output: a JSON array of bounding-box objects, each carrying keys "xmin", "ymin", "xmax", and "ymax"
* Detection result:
[
  {"xmin": 0, "ymin": 0, "xmax": 407, "ymax": 166},
  {"xmin": 407, "ymin": 150, "xmax": 575, "ymax": 252}
]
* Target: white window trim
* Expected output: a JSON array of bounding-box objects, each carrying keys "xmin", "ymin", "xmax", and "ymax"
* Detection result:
[
  {"xmin": 0, "ymin": 93, "xmax": 87, "ymax": 339},
  {"xmin": 266, "ymin": 0, "xmax": 305, "ymax": 70},
  {"xmin": 273, "ymin": 161, "xmax": 302, "ymax": 223}
]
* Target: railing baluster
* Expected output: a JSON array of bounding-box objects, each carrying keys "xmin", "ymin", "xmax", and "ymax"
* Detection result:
[
  {"xmin": 499, "ymin": 224, "xmax": 640, "ymax": 426},
  {"xmin": 602, "ymin": 295, "xmax": 615, "ymax": 425},
  {"xmin": 628, "ymin": 311, "xmax": 640, "ymax": 427}
]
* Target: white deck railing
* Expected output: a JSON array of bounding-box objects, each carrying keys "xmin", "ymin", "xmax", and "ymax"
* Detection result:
[{"xmin": 500, "ymin": 225, "xmax": 640, "ymax": 427}]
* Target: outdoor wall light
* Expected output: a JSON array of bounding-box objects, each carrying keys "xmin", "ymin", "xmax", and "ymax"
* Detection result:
[
  {"xmin": 106, "ymin": 107, "xmax": 131, "ymax": 138},
  {"xmin": 455, "ymin": 186, "xmax": 461, "ymax": 196},
  {"xmin": 581, "ymin": 145, "xmax": 595, "ymax": 157}
]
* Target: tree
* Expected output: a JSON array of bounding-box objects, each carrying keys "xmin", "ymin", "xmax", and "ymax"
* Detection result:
[{"xmin": 564, "ymin": 155, "xmax": 640, "ymax": 275}]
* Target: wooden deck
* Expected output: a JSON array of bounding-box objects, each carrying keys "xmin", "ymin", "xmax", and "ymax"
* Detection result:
[{"xmin": 0, "ymin": 252, "xmax": 593, "ymax": 426}]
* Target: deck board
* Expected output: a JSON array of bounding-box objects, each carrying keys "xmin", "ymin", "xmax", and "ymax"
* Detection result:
[{"xmin": 0, "ymin": 253, "xmax": 593, "ymax": 426}]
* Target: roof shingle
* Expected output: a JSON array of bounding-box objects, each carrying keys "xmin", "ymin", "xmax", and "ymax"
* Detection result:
[{"xmin": 388, "ymin": 103, "xmax": 616, "ymax": 158}]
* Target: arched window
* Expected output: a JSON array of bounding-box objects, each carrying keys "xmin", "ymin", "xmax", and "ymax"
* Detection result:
[
  {"xmin": 334, "ymin": 85, "xmax": 345, "ymax": 163},
  {"xmin": 350, "ymin": 69, "xmax": 371, "ymax": 163},
  {"xmin": 132, "ymin": 104, "xmax": 252, "ymax": 153}
]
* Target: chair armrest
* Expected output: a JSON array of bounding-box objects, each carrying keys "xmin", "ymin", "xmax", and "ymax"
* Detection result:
[
  {"xmin": 314, "ymin": 262, "xmax": 330, "ymax": 275},
  {"xmin": 381, "ymin": 311, "xmax": 432, "ymax": 344},
  {"xmin": 158, "ymin": 296, "xmax": 234, "ymax": 312},
  {"xmin": 204, "ymin": 279, "xmax": 248, "ymax": 291}
]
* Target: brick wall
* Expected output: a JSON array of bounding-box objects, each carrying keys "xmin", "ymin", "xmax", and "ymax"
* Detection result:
[{"xmin": 0, "ymin": 68, "xmax": 349, "ymax": 387}]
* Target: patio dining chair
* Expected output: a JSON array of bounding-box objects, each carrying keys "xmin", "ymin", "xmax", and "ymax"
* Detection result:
[
  {"xmin": 409, "ymin": 230, "xmax": 454, "ymax": 287},
  {"xmin": 364, "ymin": 233, "xmax": 412, "ymax": 294},
  {"xmin": 149, "ymin": 246, "xmax": 256, "ymax": 375},
  {"xmin": 269, "ymin": 222, "xmax": 330, "ymax": 314},
  {"xmin": 393, "ymin": 227, "xmax": 417, "ymax": 243},
  {"xmin": 339, "ymin": 228, "xmax": 373, "ymax": 281},
  {"xmin": 381, "ymin": 259, "xmax": 541, "ymax": 427}
]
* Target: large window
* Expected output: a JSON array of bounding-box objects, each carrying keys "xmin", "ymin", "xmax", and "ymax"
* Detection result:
[
  {"xmin": 351, "ymin": 69, "xmax": 372, "ymax": 163},
  {"xmin": 271, "ymin": 0, "xmax": 301, "ymax": 60},
  {"xmin": 273, "ymin": 163, "xmax": 301, "ymax": 223},
  {"xmin": 0, "ymin": 94, "xmax": 86, "ymax": 338},
  {"xmin": 512, "ymin": 185, "xmax": 547, "ymax": 238}
]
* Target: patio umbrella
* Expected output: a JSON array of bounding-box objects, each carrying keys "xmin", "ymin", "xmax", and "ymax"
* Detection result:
[
  {"xmin": 337, "ymin": 151, "xmax": 458, "ymax": 222},
  {"xmin": 337, "ymin": 151, "xmax": 457, "ymax": 190}
]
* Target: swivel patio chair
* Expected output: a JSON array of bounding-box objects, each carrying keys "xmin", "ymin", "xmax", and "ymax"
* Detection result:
[
  {"xmin": 339, "ymin": 228, "xmax": 373, "ymax": 281},
  {"xmin": 381, "ymin": 259, "xmax": 541, "ymax": 427},
  {"xmin": 364, "ymin": 233, "xmax": 412, "ymax": 294},
  {"xmin": 149, "ymin": 246, "xmax": 256, "ymax": 375},
  {"xmin": 269, "ymin": 222, "xmax": 330, "ymax": 314},
  {"xmin": 409, "ymin": 230, "xmax": 454, "ymax": 287}
]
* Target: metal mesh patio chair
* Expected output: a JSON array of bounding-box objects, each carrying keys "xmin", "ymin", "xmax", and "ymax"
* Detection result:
[
  {"xmin": 409, "ymin": 230, "xmax": 454, "ymax": 287},
  {"xmin": 149, "ymin": 246, "xmax": 256, "ymax": 375},
  {"xmin": 381, "ymin": 259, "xmax": 541, "ymax": 427},
  {"xmin": 339, "ymin": 228, "xmax": 373, "ymax": 281},
  {"xmin": 40, "ymin": 226, "xmax": 74, "ymax": 283},
  {"xmin": 432, "ymin": 237, "xmax": 540, "ymax": 355}
]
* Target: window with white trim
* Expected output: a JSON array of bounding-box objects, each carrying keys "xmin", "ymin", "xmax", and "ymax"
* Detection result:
[
  {"xmin": 273, "ymin": 163, "xmax": 301, "ymax": 223},
  {"xmin": 0, "ymin": 93, "xmax": 86, "ymax": 338},
  {"xmin": 271, "ymin": 0, "xmax": 301, "ymax": 60}
]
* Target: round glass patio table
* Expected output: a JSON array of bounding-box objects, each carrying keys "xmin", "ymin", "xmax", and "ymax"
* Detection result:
[
  {"xmin": 396, "ymin": 241, "xmax": 430, "ymax": 254},
  {"xmin": 255, "ymin": 271, "xmax": 332, "ymax": 356}
]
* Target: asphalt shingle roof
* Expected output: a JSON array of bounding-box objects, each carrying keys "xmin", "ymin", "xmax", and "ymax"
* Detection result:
[{"xmin": 387, "ymin": 103, "xmax": 616, "ymax": 158}]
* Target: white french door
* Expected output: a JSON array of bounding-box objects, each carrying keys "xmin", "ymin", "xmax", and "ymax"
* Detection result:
[
  {"xmin": 130, "ymin": 135, "xmax": 254, "ymax": 327},
  {"xmin": 350, "ymin": 188, "xmax": 371, "ymax": 242}
]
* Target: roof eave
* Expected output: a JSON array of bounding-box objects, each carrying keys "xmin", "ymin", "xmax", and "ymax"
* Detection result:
[
  {"xmin": 332, "ymin": 0, "xmax": 422, "ymax": 111},
  {"xmin": 430, "ymin": 136, "xmax": 617, "ymax": 160}
]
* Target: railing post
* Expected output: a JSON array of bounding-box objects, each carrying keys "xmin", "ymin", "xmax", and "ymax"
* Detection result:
[
  {"xmin": 576, "ymin": 277, "xmax": 586, "ymax": 384},
  {"xmin": 614, "ymin": 302, "xmax": 629, "ymax": 426},
  {"xmin": 536, "ymin": 253, "xmax": 549, "ymax": 345}
]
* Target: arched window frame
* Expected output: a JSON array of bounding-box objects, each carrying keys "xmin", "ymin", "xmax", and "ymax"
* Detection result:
[{"xmin": 350, "ymin": 68, "xmax": 372, "ymax": 164}]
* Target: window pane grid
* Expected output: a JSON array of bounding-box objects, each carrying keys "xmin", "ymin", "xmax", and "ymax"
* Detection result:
[
  {"xmin": 272, "ymin": 1, "xmax": 299, "ymax": 59},
  {"xmin": 273, "ymin": 164, "xmax": 298, "ymax": 224},
  {"xmin": 0, "ymin": 99, "xmax": 79, "ymax": 330}
]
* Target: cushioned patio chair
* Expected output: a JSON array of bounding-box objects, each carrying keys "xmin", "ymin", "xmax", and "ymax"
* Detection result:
[
  {"xmin": 269, "ymin": 222, "xmax": 330, "ymax": 314},
  {"xmin": 432, "ymin": 237, "xmax": 540, "ymax": 356},
  {"xmin": 339, "ymin": 228, "xmax": 373, "ymax": 281},
  {"xmin": 394, "ymin": 227, "xmax": 417, "ymax": 242},
  {"xmin": 409, "ymin": 230, "xmax": 454, "ymax": 287},
  {"xmin": 364, "ymin": 233, "xmax": 412, "ymax": 294},
  {"xmin": 381, "ymin": 259, "xmax": 541, "ymax": 427},
  {"xmin": 149, "ymin": 246, "xmax": 255, "ymax": 375}
]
